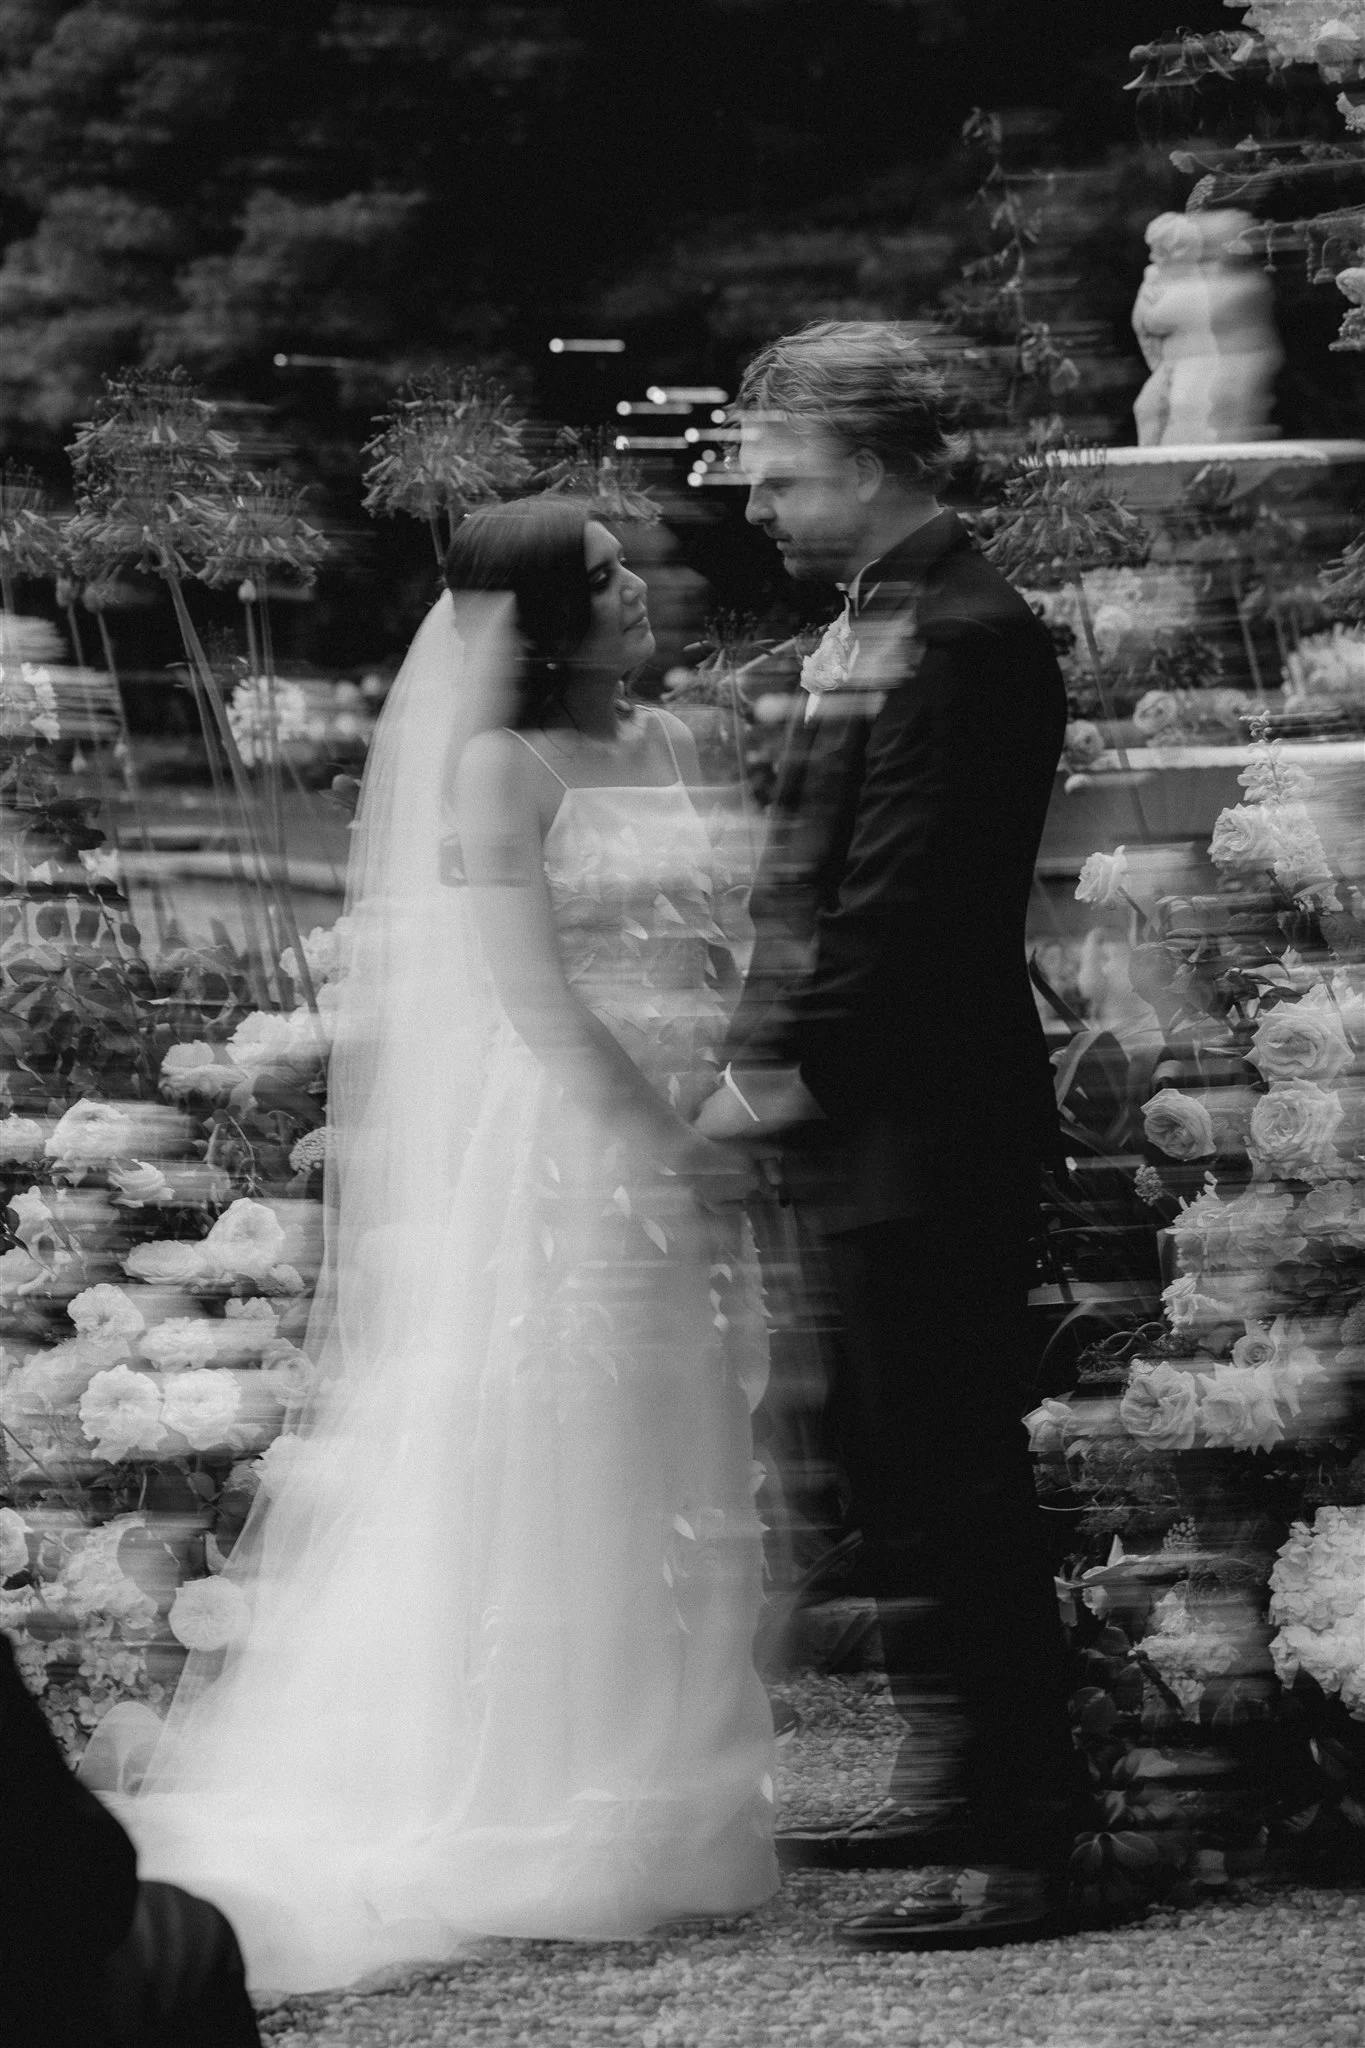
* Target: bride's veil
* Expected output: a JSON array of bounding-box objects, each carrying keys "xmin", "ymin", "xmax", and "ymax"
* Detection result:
[{"xmin": 81, "ymin": 589, "xmax": 518, "ymax": 1814}]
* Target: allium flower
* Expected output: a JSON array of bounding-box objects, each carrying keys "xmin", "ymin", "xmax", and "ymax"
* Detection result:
[
  {"xmin": 139, "ymin": 1318, "xmax": 223, "ymax": 1371},
  {"xmin": 78, "ymin": 1365, "xmax": 166, "ymax": 1462},
  {"xmin": 0, "ymin": 1117, "xmax": 46, "ymax": 1164},
  {"xmin": 107, "ymin": 1161, "xmax": 175, "ymax": 1208},
  {"xmin": 1249, "ymin": 1080, "xmax": 1344, "ymax": 1179},
  {"xmin": 167, "ymin": 1576, "xmax": 251, "ymax": 1652},
  {"xmin": 1120, "ymin": 1361, "xmax": 1201, "ymax": 1449},
  {"xmin": 1143, "ymin": 1088, "xmax": 1216, "ymax": 1161},
  {"xmin": 288, "ymin": 1127, "xmax": 329, "ymax": 1176},
  {"xmin": 122, "ymin": 1239, "xmax": 209, "ymax": 1286},
  {"xmin": 1075, "ymin": 845, "xmax": 1129, "ymax": 906},
  {"xmin": 161, "ymin": 1368, "xmax": 242, "ymax": 1449},
  {"xmin": 45, "ymin": 1100, "xmax": 138, "ymax": 1176},
  {"xmin": 201, "ymin": 1199, "xmax": 287, "ymax": 1281},
  {"xmin": 68, "ymin": 1284, "xmax": 145, "ymax": 1346},
  {"xmin": 1197, "ymin": 1362, "xmax": 1285, "ymax": 1452},
  {"xmin": 226, "ymin": 675, "xmax": 309, "ymax": 767},
  {"xmin": 0, "ymin": 661, "xmax": 59, "ymax": 741}
]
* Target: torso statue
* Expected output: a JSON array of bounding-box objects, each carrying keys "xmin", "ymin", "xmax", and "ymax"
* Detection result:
[{"xmin": 1132, "ymin": 209, "xmax": 1282, "ymax": 445}]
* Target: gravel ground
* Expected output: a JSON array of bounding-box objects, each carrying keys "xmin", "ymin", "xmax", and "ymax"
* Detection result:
[{"xmin": 253, "ymin": 1677, "xmax": 1365, "ymax": 2048}]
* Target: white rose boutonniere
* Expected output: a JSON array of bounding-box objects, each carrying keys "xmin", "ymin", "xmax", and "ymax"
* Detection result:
[{"xmin": 798, "ymin": 608, "xmax": 859, "ymax": 722}]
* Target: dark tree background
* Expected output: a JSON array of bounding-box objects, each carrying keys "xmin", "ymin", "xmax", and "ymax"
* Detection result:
[{"xmin": 0, "ymin": 0, "xmax": 1307, "ymax": 659}]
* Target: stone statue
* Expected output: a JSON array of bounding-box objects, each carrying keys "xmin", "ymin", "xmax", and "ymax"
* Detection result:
[{"xmin": 1132, "ymin": 209, "xmax": 1283, "ymax": 445}]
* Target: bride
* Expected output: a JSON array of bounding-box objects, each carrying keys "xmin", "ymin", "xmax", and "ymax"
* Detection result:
[{"xmin": 87, "ymin": 496, "xmax": 779, "ymax": 1992}]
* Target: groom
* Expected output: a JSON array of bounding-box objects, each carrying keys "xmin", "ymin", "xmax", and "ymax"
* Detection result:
[{"xmin": 695, "ymin": 320, "xmax": 1079, "ymax": 1949}]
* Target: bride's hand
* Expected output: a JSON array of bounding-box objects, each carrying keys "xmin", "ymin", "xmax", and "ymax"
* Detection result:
[{"xmin": 668, "ymin": 1132, "xmax": 763, "ymax": 1210}]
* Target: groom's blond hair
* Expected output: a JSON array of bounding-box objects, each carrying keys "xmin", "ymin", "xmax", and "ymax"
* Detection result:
[{"xmin": 733, "ymin": 320, "xmax": 966, "ymax": 493}]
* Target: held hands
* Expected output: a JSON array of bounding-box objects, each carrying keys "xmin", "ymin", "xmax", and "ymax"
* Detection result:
[{"xmin": 692, "ymin": 1065, "xmax": 824, "ymax": 1143}]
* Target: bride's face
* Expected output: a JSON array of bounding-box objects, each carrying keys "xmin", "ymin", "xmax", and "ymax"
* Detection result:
[{"xmin": 578, "ymin": 521, "xmax": 654, "ymax": 674}]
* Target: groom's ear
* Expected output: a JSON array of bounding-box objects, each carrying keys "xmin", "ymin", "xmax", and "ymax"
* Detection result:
[{"xmin": 852, "ymin": 446, "xmax": 886, "ymax": 502}]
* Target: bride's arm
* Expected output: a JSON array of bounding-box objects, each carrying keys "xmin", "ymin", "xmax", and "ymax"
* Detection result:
[{"xmin": 452, "ymin": 728, "xmax": 754, "ymax": 1197}]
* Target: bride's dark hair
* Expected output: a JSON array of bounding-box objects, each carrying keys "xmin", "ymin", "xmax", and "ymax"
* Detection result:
[{"xmin": 443, "ymin": 496, "xmax": 618, "ymax": 730}]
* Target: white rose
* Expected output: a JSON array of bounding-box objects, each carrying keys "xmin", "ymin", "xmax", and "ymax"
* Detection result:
[
  {"xmin": 0, "ymin": 1507, "xmax": 30, "ymax": 1578},
  {"xmin": 7, "ymin": 1185, "xmax": 62, "ymax": 1258},
  {"xmin": 1298, "ymin": 1180, "xmax": 1365, "ymax": 1248},
  {"xmin": 123, "ymin": 1238, "xmax": 210, "ymax": 1286},
  {"xmin": 0, "ymin": 1247, "xmax": 49, "ymax": 1299},
  {"xmin": 1209, "ymin": 803, "xmax": 1280, "ymax": 872},
  {"xmin": 278, "ymin": 917, "xmax": 353, "ymax": 989},
  {"xmin": 45, "ymin": 1100, "xmax": 138, "ymax": 1174},
  {"xmin": 1268, "ymin": 802, "xmax": 1335, "ymax": 901},
  {"xmin": 0, "ymin": 1117, "xmax": 46, "ymax": 1163},
  {"xmin": 107, "ymin": 1161, "xmax": 175, "ymax": 1208},
  {"xmin": 167, "ymin": 1576, "xmax": 251, "ymax": 1653},
  {"xmin": 1163, "ymin": 1274, "xmax": 1238, "ymax": 1334},
  {"xmin": 1249, "ymin": 1080, "xmax": 1344, "ymax": 1177},
  {"xmin": 78, "ymin": 1365, "xmax": 167, "ymax": 1462},
  {"xmin": 1093, "ymin": 603, "xmax": 1135, "ymax": 658},
  {"xmin": 7, "ymin": 1335, "xmax": 117, "ymax": 1412},
  {"xmin": 1075, "ymin": 845, "xmax": 1129, "ymax": 907},
  {"xmin": 201, "ymin": 1199, "xmax": 288, "ymax": 1281},
  {"xmin": 215, "ymin": 1297, "xmax": 280, "ymax": 1362},
  {"xmin": 255, "ymin": 1430, "xmax": 310, "ymax": 1497},
  {"xmin": 1022, "ymin": 1397, "xmax": 1075, "ymax": 1460},
  {"xmin": 1249, "ymin": 998, "xmax": 1353, "ymax": 1085},
  {"xmin": 58, "ymin": 1519, "xmax": 157, "ymax": 1626},
  {"xmin": 159, "ymin": 1042, "xmax": 246, "ymax": 1103},
  {"xmin": 68, "ymin": 1284, "xmax": 146, "ymax": 1346},
  {"xmin": 1119, "ymin": 1361, "xmax": 1200, "ymax": 1449},
  {"xmin": 1232, "ymin": 1317, "xmax": 1324, "ymax": 1413},
  {"xmin": 161, "ymin": 1368, "xmax": 242, "ymax": 1450},
  {"xmin": 226, "ymin": 1009, "xmax": 326, "ymax": 1079},
  {"xmin": 1219, "ymin": 1187, "xmax": 1308, "ymax": 1268},
  {"xmin": 139, "ymin": 1318, "xmax": 223, "ymax": 1371},
  {"xmin": 258, "ymin": 1339, "xmax": 316, "ymax": 1406},
  {"xmin": 1062, "ymin": 720, "xmax": 1105, "ymax": 770},
  {"xmin": 1132, "ymin": 688, "xmax": 1180, "ymax": 737},
  {"xmin": 1196, "ymin": 1363, "xmax": 1285, "ymax": 1452},
  {"xmin": 1143, "ymin": 1088, "xmax": 1216, "ymax": 1161}
]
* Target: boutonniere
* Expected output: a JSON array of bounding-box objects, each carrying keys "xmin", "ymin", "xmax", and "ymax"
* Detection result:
[{"xmin": 798, "ymin": 607, "xmax": 859, "ymax": 722}]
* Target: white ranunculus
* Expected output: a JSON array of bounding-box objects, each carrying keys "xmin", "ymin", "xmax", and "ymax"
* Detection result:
[
  {"xmin": 160, "ymin": 1368, "xmax": 242, "ymax": 1450},
  {"xmin": 78, "ymin": 1365, "xmax": 167, "ymax": 1462},
  {"xmin": 1143, "ymin": 1088, "xmax": 1217, "ymax": 1161},
  {"xmin": 1119, "ymin": 1361, "xmax": 1200, "ymax": 1449},
  {"xmin": 201, "ymin": 1199, "xmax": 288, "ymax": 1281},
  {"xmin": 0, "ymin": 1117, "xmax": 47, "ymax": 1163},
  {"xmin": 107, "ymin": 1161, "xmax": 176, "ymax": 1208},
  {"xmin": 1209, "ymin": 803, "xmax": 1280, "ymax": 872},
  {"xmin": 1249, "ymin": 1080, "xmax": 1344, "ymax": 1178},
  {"xmin": 122, "ymin": 1239, "xmax": 209, "ymax": 1286},
  {"xmin": 1249, "ymin": 997, "xmax": 1353, "ymax": 1086},
  {"xmin": 167, "ymin": 1576, "xmax": 251, "ymax": 1652},
  {"xmin": 1196, "ymin": 1362, "xmax": 1285, "ymax": 1452},
  {"xmin": 68, "ymin": 1284, "xmax": 146, "ymax": 1346},
  {"xmin": 1075, "ymin": 845, "xmax": 1129, "ymax": 906},
  {"xmin": 139, "ymin": 1318, "xmax": 223, "ymax": 1371}
]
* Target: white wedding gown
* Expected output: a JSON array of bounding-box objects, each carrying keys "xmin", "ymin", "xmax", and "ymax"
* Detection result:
[{"xmin": 99, "ymin": 766, "xmax": 779, "ymax": 1993}]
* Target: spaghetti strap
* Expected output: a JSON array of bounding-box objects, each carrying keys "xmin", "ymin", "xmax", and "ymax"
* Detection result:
[
  {"xmin": 508, "ymin": 728, "xmax": 569, "ymax": 788},
  {"xmin": 650, "ymin": 707, "xmax": 685, "ymax": 785}
]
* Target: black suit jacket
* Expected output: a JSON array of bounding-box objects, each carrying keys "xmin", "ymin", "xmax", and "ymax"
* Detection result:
[{"xmin": 727, "ymin": 510, "xmax": 1066, "ymax": 1229}]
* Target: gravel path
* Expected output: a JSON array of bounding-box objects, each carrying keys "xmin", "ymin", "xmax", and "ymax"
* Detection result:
[{"xmin": 253, "ymin": 1677, "xmax": 1365, "ymax": 2048}]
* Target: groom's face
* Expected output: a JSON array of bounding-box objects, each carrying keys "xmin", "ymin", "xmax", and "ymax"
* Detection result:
[{"xmin": 739, "ymin": 418, "xmax": 871, "ymax": 586}]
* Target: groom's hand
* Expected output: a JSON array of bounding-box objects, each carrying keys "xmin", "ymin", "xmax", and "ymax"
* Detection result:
[{"xmin": 693, "ymin": 1066, "xmax": 823, "ymax": 1142}]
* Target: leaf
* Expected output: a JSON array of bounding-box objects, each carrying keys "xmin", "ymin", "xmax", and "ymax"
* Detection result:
[
  {"xmin": 672, "ymin": 1516, "xmax": 696, "ymax": 1540},
  {"xmin": 641, "ymin": 1219, "xmax": 668, "ymax": 1255},
  {"xmin": 538, "ymin": 1225, "xmax": 555, "ymax": 1263}
]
